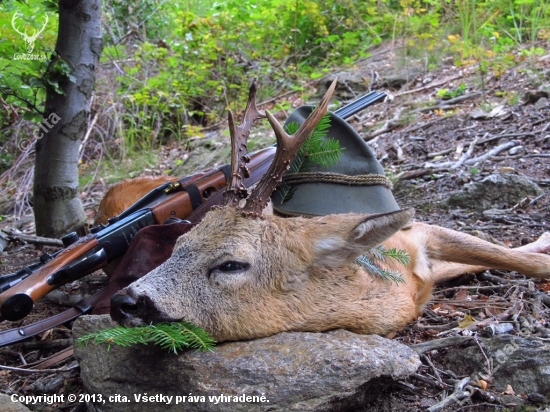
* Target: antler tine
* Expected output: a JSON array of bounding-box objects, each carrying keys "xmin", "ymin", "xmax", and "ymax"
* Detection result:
[
  {"xmin": 221, "ymin": 78, "xmax": 265, "ymax": 207},
  {"xmin": 242, "ymin": 78, "xmax": 338, "ymax": 217}
]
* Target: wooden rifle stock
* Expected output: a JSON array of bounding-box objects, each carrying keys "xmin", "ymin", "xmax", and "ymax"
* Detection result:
[{"xmin": 0, "ymin": 239, "xmax": 101, "ymax": 321}]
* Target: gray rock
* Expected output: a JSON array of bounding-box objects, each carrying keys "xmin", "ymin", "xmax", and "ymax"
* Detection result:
[
  {"xmin": 535, "ymin": 97, "xmax": 549, "ymax": 111},
  {"xmin": 497, "ymin": 394, "xmax": 527, "ymax": 406},
  {"xmin": 73, "ymin": 315, "xmax": 421, "ymax": 412},
  {"xmin": 447, "ymin": 173, "xmax": 543, "ymax": 211},
  {"xmin": 0, "ymin": 394, "xmax": 32, "ymax": 412},
  {"xmin": 444, "ymin": 334, "xmax": 550, "ymax": 396}
]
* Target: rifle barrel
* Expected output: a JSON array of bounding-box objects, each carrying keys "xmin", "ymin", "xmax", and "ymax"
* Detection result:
[{"xmin": 334, "ymin": 91, "xmax": 386, "ymax": 119}]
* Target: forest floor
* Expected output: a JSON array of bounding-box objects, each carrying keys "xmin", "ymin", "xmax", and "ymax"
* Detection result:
[{"xmin": 0, "ymin": 42, "xmax": 549, "ymax": 411}]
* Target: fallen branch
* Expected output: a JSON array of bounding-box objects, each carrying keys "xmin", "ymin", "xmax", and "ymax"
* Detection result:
[
  {"xmin": 478, "ymin": 132, "xmax": 534, "ymax": 144},
  {"xmin": 395, "ymin": 73, "xmax": 466, "ymax": 97},
  {"xmin": 454, "ymin": 402, "xmax": 505, "ymax": 411},
  {"xmin": 416, "ymin": 92, "xmax": 483, "ymax": 113},
  {"xmin": 427, "ymin": 130, "xmax": 533, "ymax": 158},
  {"xmin": 397, "ymin": 167, "xmax": 449, "ymax": 181},
  {"xmin": 477, "ymin": 271, "xmax": 537, "ymax": 287},
  {"xmin": 410, "ymin": 335, "xmax": 474, "ymax": 354},
  {"xmin": 79, "ymin": 112, "xmax": 99, "ymax": 163},
  {"xmin": 0, "ymin": 362, "xmax": 79, "ymax": 374},
  {"xmin": 529, "ymin": 191, "xmax": 550, "ymax": 206},
  {"xmin": 427, "ymin": 377, "xmax": 471, "ymax": 412},
  {"xmin": 411, "ymin": 372, "xmax": 447, "ymax": 389},
  {"xmin": 402, "ymin": 116, "xmax": 447, "ymax": 135},
  {"xmin": 450, "ymin": 134, "xmax": 484, "ymax": 170},
  {"xmin": 422, "ymin": 354, "xmax": 444, "ymax": 386},
  {"xmin": 2, "ymin": 229, "xmax": 63, "ymax": 247},
  {"xmin": 427, "ymin": 147, "xmax": 454, "ymax": 158},
  {"xmin": 424, "ymin": 140, "xmax": 517, "ymax": 169},
  {"xmin": 416, "ymin": 321, "xmax": 460, "ymax": 331},
  {"xmin": 20, "ymin": 339, "xmax": 72, "ymax": 351},
  {"xmin": 399, "ymin": 138, "xmax": 518, "ymax": 180},
  {"xmin": 364, "ymin": 107, "xmax": 405, "ymax": 141},
  {"xmin": 0, "ymin": 231, "xmax": 9, "ymax": 253},
  {"xmin": 391, "ymin": 141, "xmax": 405, "ymax": 162}
]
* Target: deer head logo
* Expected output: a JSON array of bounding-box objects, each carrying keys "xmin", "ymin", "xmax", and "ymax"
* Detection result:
[{"xmin": 11, "ymin": 11, "xmax": 49, "ymax": 54}]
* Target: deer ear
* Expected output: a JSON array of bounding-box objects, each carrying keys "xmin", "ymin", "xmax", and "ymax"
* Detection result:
[
  {"xmin": 350, "ymin": 208, "xmax": 415, "ymax": 249},
  {"xmin": 312, "ymin": 208, "xmax": 415, "ymax": 267}
]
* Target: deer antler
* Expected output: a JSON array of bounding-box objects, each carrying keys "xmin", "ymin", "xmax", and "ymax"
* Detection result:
[
  {"xmin": 221, "ymin": 79, "xmax": 265, "ymax": 207},
  {"xmin": 242, "ymin": 78, "xmax": 338, "ymax": 217}
]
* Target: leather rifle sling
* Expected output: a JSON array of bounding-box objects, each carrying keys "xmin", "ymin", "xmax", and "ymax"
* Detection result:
[{"xmin": 0, "ymin": 150, "xmax": 274, "ymax": 347}]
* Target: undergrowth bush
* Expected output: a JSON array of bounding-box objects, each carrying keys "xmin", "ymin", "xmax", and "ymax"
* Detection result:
[{"xmin": 0, "ymin": 0, "xmax": 549, "ymax": 171}]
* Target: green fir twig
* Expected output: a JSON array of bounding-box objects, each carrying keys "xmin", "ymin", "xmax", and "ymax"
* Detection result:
[
  {"xmin": 76, "ymin": 321, "xmax": 216, "ymax": 354},
  {"xmin": 355, "ymin": 245, "xmax": 411, "ymax": 285},
  {"xmin": 278, "ymin": 113, "xmax": 342, "ymax": 203}
]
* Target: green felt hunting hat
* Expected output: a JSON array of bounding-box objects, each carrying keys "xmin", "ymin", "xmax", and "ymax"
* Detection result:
[{"xmin": 271, "ymin": 106, "xmax": 400, "ymax": 216}]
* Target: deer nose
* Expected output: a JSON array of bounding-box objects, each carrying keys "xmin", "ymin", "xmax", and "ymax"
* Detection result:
[
  {"xmin": 110, "ymin": 292, "xmax": 152, "ymax": 325},
  {"xmin": 110, "ymin": 291, "xmax": 176, "ymax": 326},
  {"xmin": 110, "ymin": 292, "xmax": 138, "ymax": 324}
]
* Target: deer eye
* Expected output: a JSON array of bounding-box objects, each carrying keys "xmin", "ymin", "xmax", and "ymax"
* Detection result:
[{"xmin": 217, "ymin": 261, "xmax": 250, "ymax": 273}]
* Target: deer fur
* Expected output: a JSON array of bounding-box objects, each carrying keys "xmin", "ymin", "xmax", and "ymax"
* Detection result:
[
  {"xmin": 95, "ymin": 176, "xmax": 177, "ymax": 225},
  {"xmin": 109, "ymin": 202, "xmax": 550, "ymax": 342},
  {"xmin": 108, "ymin": 79, "xmax": 550, "ymax": 342}
]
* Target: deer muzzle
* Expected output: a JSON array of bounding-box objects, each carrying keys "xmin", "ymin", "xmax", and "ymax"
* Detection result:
[{"xmin": 110, "ymin": 290, "xmax": 179, "ymax": 326}]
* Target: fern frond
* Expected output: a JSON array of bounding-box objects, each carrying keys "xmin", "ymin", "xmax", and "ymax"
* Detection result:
[{"xmin": 76, "ymin": 321, "xmax": 216, "ymax": 354}]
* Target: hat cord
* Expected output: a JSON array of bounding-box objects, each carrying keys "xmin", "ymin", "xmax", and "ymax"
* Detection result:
[{"xmin": 280, "ymin": 172, "xmax": 393, "ymax": 189}]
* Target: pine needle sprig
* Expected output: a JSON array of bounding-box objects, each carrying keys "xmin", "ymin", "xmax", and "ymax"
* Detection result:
[
  {"xmin": 76, "ymin": 321, "xmax": 216, "ymax": 354},
  {"xmin": 380, "ymin": 247, "xmax": 411, "ymax": 266},
  {"xmin": 355, "ymin": 245, "xmax": 411, "ymax": 285},
  {"xmin": 279, "ymin": 113, "xmax": 342, "ymax": 203},
  {"xmin": 76, "ymin": 325, "xmax": 150, "ymax": 350}
]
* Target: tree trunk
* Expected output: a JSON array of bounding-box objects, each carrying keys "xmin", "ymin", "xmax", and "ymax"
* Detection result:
[{"xmin": 33, "ymin": 0, "xmax": 103, "ymax": 238}]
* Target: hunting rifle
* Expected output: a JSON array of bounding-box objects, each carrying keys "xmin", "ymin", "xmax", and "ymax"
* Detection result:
[{"xmin": 0, "ymin": 90, "xmax": 386, "ymax": 323}]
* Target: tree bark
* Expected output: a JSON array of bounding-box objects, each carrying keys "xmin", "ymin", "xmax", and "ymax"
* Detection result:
[{"xmin": 33, "ymin": 0, "xmax": 103, "ymax": 238}]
